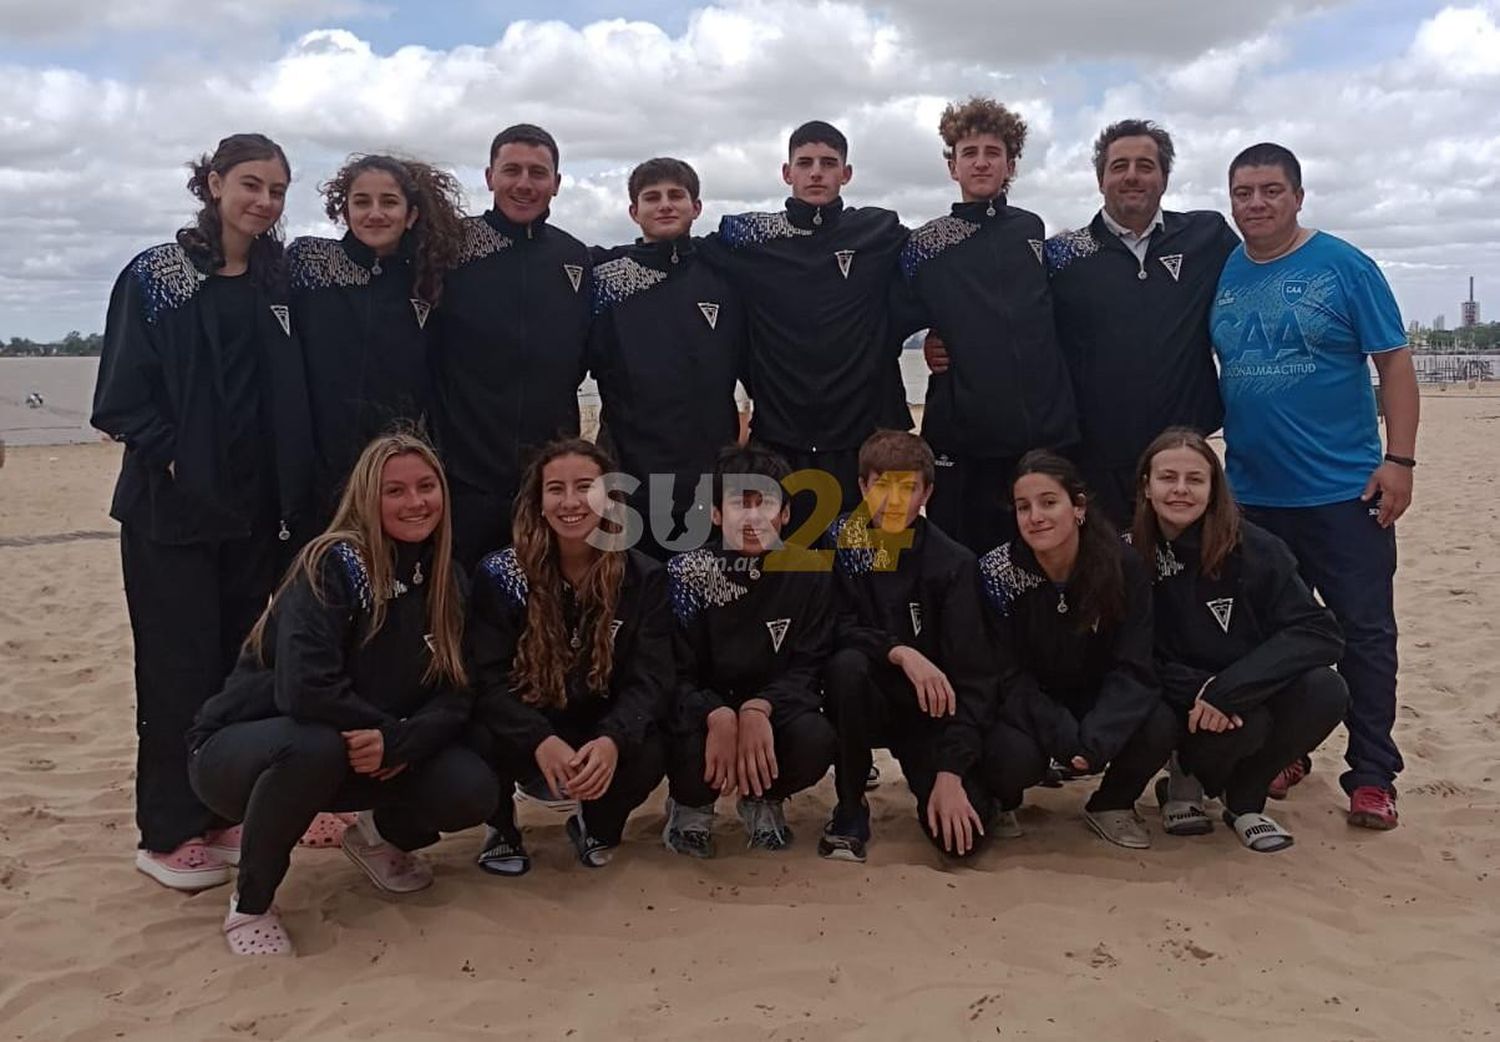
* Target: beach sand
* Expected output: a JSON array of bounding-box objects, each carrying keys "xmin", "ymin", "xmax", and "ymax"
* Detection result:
[{"xmin": 1, "ymin": 390, "xmax": 1497, "ymax": 1042}]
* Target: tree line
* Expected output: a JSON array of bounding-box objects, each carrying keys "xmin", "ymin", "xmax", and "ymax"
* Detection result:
[{"xmin": 0, "ymin": 332, "xmax": 104, "ymax": 357}]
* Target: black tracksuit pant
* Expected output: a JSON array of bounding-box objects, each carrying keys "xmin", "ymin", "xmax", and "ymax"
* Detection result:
[
  {"xmin": 760, "ymin": 441, "xmax": 861, "ymax": 537},
  {"xmin": 1178, "ymin": 667, "xmax": 1348, "ymax": 815},
  {"xmin": 926, "ymin": 455, "xmax": 1021, "ymax": 555},
  {"xmin": 189, "ymin": 717, "xmax": 498, "ymax": 914},
  {"xmin": 471, "ymin": 725, "xmax": 666, "ymax": 847},
  {"xmin": 984, "ymin": 699, "xmax": 1178, "ymax": 813},
  {"xmin": 121, "ymin": 522, "xmax": 279, "ymax": 853},
  {"xmin": 667, "ymin": 710, "xmax": 836, "ymax": 807},
  {"xmin": 823, "ymin": 649, "xmax": 990, "ymax": 855}
]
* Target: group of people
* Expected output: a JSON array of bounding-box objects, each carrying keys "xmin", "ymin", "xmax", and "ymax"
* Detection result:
[{"xmin": 90, "ymin": 96, "xmax": 1419, "ymax": 958}]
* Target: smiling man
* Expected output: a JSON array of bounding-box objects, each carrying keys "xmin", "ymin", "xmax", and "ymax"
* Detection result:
[
  {"xmin": 1211, "ymin": 142, "xmax": 1419, "ymax": 831},
  {"xmin": 589, "ymin": 157, "xmax": 745, "ymax": 559},
  {"xmin": 1040, "ymin": 120, "xmax": 1242, "ymax": 525},
  {"xmin": 433, "ymin": 123, "xmax": 593, "ymax": 567}
]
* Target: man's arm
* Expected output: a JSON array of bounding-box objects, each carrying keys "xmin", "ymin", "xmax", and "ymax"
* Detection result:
[{"xmin": 1366, "ymin": 346, "xmax": 1418, "ymax": 526}]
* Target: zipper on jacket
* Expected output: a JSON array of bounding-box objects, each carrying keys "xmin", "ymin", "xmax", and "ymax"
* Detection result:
[{"xmin": 812, "ymin": 207, "xmax": 823, "ymax": 226}]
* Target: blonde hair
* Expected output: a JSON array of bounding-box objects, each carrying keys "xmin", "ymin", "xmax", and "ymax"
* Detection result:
[
  {"xmin": 510, "ymin": 439, "xmax": 625, "ymax": 710},
  {"xmin": 246, "ymin": 431, "xmax": 466, "ymax": 688}
]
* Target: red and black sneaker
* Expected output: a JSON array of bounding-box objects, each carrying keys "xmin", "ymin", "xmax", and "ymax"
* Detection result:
[
  {"xmin": 1267, "ymin": 756, "xmax": 1311, "ymax": 800},
  {"xmin": 1348, "ymin": 785, "xmax": 1399, "ymax": 830}
]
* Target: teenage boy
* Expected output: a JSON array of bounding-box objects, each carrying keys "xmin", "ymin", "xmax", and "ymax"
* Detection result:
[
  {"xmin": 898, "ymin": 97, "xmax": 1077, "ymax": 553},
  {"xmin": 663, "ymin": 444, "xmax": 838, "ymax": 856},
  {"xmin": 704, "ymin": 121, "xmax": 912, "ymax": 527},
  {"xmin": 434, "ymin": 123, "xmax": 592, "ymax": 567},
  {"xmin": 589, "ymin": 157, "xmax": 744, "ymax": 559},
  {"xmin": 820, "ymin": 430, "xmax": 997, "ymax": 862}
]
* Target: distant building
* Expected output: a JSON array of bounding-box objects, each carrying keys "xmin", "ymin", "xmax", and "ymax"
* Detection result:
[
  {"xmin": 1434, "ymin": 314, "xmax": 1446, "ymax": 331},
  {"xmin": 1461, "ymin": 277, "xmax": 1480, "ymax": 328}
]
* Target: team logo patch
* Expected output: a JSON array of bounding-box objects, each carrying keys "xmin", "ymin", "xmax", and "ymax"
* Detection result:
[
  {"xmin": 563, "ymin": 264, "xmax": 583, "ymax": 293},
  {"xmin": 269, "ymin": 304, "xmax": 290, "ymax": 336},
  {"xmin": 698, "ymin": 302, "xmax": 720, "ymax": 329},
  {"xmin": 835, "ymin": 250, "xmax": 855, "ymax": 279},
  {"xmin": 1028, "ymin": 239, "xmax": 1044, "ymax": 264},
  {"xmin": 410, "ymin": 299, "xmax": 431, "ymax": 329},
  {"xmin": 610, "ymin": 619, "xmax": 623, "ymax": 643},
  {"xmin": 1282, "ymin": 279, "xmax": 1308, "ymax": 305},
  {"xmin": 423, "ymin": 633, "xmax": 437, "ymax": 653},
  {"xmin": 1206, "ymin": 597, "xmax": 1234, "ymax": 634},
  {"xmin": 1159, "ymin": 254, "xmax": 1183, "ymax": 282},
  {"xmin": 766, "ymin": 618, "xmax": 791, "ymax": 652},
  {"xmin": 909, "ymin": 602, "xmax": 923, "ymax": 636}
]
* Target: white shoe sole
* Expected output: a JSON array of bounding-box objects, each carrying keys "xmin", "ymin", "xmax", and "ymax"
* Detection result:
[
  {"xmin": 205, "ymin": 843, "xmax": 241, "ymax": 866},
  {"xmin": 341, "ymin": 841, "xmax": 433, "ymax": 894},
  {"xmin": 135, "ymin": 850, "xmax": 231, "ymax": 891}
]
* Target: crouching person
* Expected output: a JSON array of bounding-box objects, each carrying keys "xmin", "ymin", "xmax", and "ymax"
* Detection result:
[
  {"xmin": 1135, "ymin": 428, "xmax": 1348, "ymax": 851},
  {"xmin": 187, "ymin": 433, "xmax": 499, "ymax": 956},
  {"xmin": 662, "ymin": 444, "xmax": 838, "ymax": 856},
  {"xmin": 979, "ymin": 451, "xmax": 1176, "ymax": 849},
  {"xmin": 821, "ymin": 430, "xmax": 996, "ymax": 862},
  {"xmin": 468, "ymin": 439, "xmax": 673, "ymax": 875}
]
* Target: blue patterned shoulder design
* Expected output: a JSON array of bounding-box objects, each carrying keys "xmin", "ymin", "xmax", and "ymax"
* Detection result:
[
  {"xmin": 457, "ymin": 217, "xmax": 514, "ymax": 266},
  {"xmin": 667, "ymin": 548, "xmax": 745, "ymax": 625},
  {"xmin": 900, "ymin": 215, "xmax": 981, "ymax": 279},
  {"xmin": 1043, "ymin": 227, "xmax": 1101, "ymax": 276},
  {"xmin": 592, "ymin": 255, "xmax": 667, "ymax": 316},
  {"xmin": 479, "ymin": 547, "xmax": 529, "ymax": 609},
  {"xmin": 719, "ymin": 211, "xmax": 812, "ymax": 250},
  {"xmin": 288, "ymin": 237, "xmax": 370, "ymax": 290},
  {"xmin": 977, "ymin": 542, "xmax": 1047, "ymax": 617},
  {"xmin": 328, "ymin": 540, "xmax": 374, "ymax": 614},
  {"xmin": 129, "ymin": 244, "xmax": 206, "ymax": 324}
]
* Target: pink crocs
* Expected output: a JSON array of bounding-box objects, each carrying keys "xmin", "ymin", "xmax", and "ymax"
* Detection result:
[
  {"xmin": 223, "ymin": 893, "xmax": 294, "ymax": 956},
  {"xmin": 205, "ymin": 824, "xmax": 242, "ymax": 866},
  {"xmin": 135, "ymin": 839, "xmax": 231, "ymax": 891}
]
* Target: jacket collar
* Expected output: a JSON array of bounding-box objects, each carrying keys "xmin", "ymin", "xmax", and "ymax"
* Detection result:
[
  {"xmin": 339, "ymin": 230, "xmax": 411, "ymax": 272},
  {"xmin": 629, "ymin": 234, "xmax": 695, "ymax": 269},
  {"xmin": 952, "ymin": 195, "xmax": 1008, "ymax": 222},
  {"xmin": 484, "ymin": 206, "xmax": 550, "ymax": 240},
  {"xmin": 785, "ymin": 195, "xmax": 844, "ymax": 231}
]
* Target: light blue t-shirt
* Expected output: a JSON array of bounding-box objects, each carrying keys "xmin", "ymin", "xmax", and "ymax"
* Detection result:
[{"xmin": 1211, "ymin": 231, "xmax": 1407, "ymax": 508}]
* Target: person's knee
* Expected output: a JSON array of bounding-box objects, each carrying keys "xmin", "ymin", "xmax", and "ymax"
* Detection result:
[
  {"xmin": 280, "ymin": 722, "xmax": 352, "ymax": 773},
  {"xmin": 427, "ymin": 748, "xmax": 500, "ymax": 828},
  {"xmin": 620, "ymin": 732, "xmax": 668, "ymax": 792},
  {"xmin": 1140, "ymin": 700, "xmax": 1181, "ymax": 753},
  {"xmin": 1302, "ymin": 667, "xmax": 1351, "ymax": 726},
  {"xmin": 776, "ymin": 713, "xmax": 837, "ymax": 788},
  {"xmin": 823, "ymin": 649, "xmax": 872, "ymax": 709}
]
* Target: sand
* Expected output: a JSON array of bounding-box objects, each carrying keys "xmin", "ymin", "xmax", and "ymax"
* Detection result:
[{"xmin": 1, "ymin": 390, "xmax": 1497, "ymax": 1042}]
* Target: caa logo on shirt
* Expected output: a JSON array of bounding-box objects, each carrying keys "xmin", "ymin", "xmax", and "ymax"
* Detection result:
[{"xmin": 1281, "ymin": 280, "xmax": 1308, "ymax": 305}]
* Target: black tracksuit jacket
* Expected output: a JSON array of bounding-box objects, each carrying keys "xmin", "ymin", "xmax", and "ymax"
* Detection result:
[
  {"xmin": 467, "ymin": 548, "xmax": 674, "ymax": 755},
  {"xmin": 187, "ymin": 540, "xmax": 470, "ymax": 767},
  {"xmin": 432, "ymin": 209, "xmax": 591, "ymax": 495},
  {"xmin": 1044, "ymin": 210, "xmax": 1240, "ymax": 469},
  {"xmin": 587, "ymin": 236, "xmax": 744, "ymax": 484},
  {"xmin": 705, "ymin": 197, "xmax": 912, "ymax": 451},
  {"xmin": 91, "ymin": 242, "xmax": 313, "ymax": 545},
  {"xmin": 978, "ymin": 537, "xmax": 1160, "ymax": 766},
  {"xmin": 898, "ymin": 199, "xmax": 1078, "ymax": 458},
  {"xmin": 666, "ymin": 543, "xmax": 833, "ymax": 733},
  {"xmin": 826, "ymin": 515, "xmax": 997, "ymax": 775},
  {"xmin": 288, "ymin": 233, "xmax": 433, "ymax": 496},
  {"xmin": 1148, "ymin": 520, "xmax": 1344, "ymax": 715}
]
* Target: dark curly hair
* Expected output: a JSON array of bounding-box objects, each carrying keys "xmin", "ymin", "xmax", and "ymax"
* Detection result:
[
  {"xmin": 321, "ymin": 154, "xmax": 467, "ymax": 305},
  {"xmin": 177, "ymin": 133, "xmax": 290, "ymax": 292},
  {"xmin": 939, "ymin": 96, "xmax": 1028, "ymax": 190}
]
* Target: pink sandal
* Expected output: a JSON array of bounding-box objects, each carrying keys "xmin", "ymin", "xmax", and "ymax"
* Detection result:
[
  {"xmin": 135, "ymin": 840, "xmax": 231, "ymax": 891},
  {"xmin": 298, "ymin": 812, "xmax": 357, "ymax": 849},
  {"xmin": 223, "ymin": 894, "xmax": 294, "ymax": 956},
  {"xmin": 205, "ymin": 824, "xmax": 242, "ymax": 866}
]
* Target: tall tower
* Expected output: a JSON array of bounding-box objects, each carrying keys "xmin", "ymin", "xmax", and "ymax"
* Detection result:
[{"xmin": 1460, "ymin": 276, "xmax": 1479, "ymax": 327}]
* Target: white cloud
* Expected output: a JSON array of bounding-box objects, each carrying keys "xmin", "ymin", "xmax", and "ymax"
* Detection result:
[
  {"xmin": 1, "ymin": 1, "xmax": 1498, "ymax": 336},
  {"xmin": 0, "ymin": 0, "xmax": 381, "ymax": 41}
]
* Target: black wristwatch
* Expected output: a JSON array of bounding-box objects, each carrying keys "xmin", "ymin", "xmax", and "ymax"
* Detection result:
[{"xmin": 1384, "ymin": 452, "xmax": 1417, "ymax": 469}]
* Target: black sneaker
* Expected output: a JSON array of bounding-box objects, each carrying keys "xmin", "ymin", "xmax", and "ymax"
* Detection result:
[
  {"xmin": 817, "ymin": 801, "xmax": 871, "ymax": 862},
  {"xmin": 662, "ymin": 797, "xmax": 716, "ymax": 859},
  {"xmin": 476, "ymin": 826, "xmax": 530, "ymax": 877},
  {"xmin": 737, "ymin": 797, "xmax": 794, "ymax": 851},
  {"xmin": 566, "ymin": 813, "xmax": 615, "ymax": 868}
]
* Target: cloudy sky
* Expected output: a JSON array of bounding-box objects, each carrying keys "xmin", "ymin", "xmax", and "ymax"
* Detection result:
[{"xmin": 1, "ymin": 0, "xmax": 1496, "ymax": 339}]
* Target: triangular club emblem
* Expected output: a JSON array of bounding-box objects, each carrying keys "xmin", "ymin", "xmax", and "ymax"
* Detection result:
[
  {"xmin": 698, "ymin": 302, "xmax": 719, "ymax": 329},
  {"xmin": 1160, "ymin": 254, "xmax": 1183, "ymax": 282},
  {"xmin": 1028, "ymin": 239, "xmax": 1044, "ymax": 264},
  {"xmin": 563, "ymin": 264, "xmax": 583, "ymax": 292},
  {"xmin": 834, "ymin": 250, "xmax": 855, "ymax": 279},
  {"xmin": 766, "ymin": 618, "xmax": 791, "ymax": 653},
  {"xmin": 269, "ymin": 304, "xmax": 290, "ymax": 336},
  {"xmin": 909, "ymin": 602, "xmax": 923, "ymax": 636},
  {"xmin": 609, "ymin": 619, "xmax": 623, "ymax": 643},
  {"xmin": 410, "ymin": 299, "xmax": 431, "ymax": 329},
  {"xmin": 1206, "ymin": 597, "xmax": 1234, "ymax": 634}
]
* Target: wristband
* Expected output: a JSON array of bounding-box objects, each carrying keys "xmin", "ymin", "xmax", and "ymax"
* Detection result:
[{"xmin": 1383, "ymin": 453, "xmax": 1416, "ymax": 469}]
